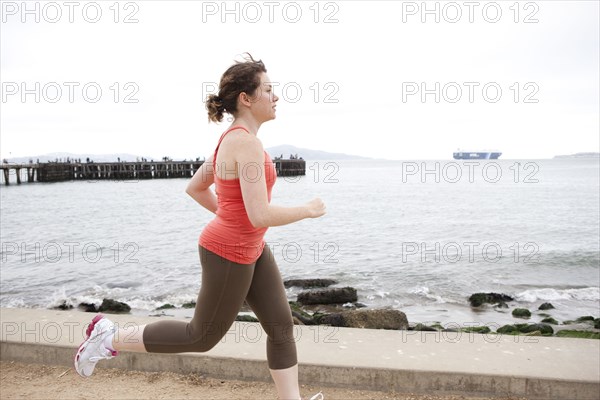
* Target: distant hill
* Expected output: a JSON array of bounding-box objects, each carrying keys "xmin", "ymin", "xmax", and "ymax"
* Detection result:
[
  {"xmin": 553, "ymin": 152, "xmax": 600, "ymax": 159},
  {"xmin": 265, "ymin": 145, "xmax": 369, "ymax": 160}
]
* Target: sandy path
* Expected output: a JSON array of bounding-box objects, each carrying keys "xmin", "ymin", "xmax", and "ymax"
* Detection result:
[{"xmin": 0, "ymin": 361, "xmax": 528, "ymax": 400}]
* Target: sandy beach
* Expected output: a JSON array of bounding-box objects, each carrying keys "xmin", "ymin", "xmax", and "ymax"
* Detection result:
[{"xmin": 1, "ymin": 360, "xmax": 527, "ymax": 400}]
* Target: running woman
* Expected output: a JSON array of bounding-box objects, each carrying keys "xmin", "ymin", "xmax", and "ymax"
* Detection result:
[{"xmin": 74, "ymin": 53, "xmax": 326, "ymax": 400}]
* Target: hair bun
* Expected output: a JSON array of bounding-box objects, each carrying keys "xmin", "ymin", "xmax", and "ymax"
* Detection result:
[{"xmin": 206, "ymin": 93, "xmax": 225, "ymax": 123}]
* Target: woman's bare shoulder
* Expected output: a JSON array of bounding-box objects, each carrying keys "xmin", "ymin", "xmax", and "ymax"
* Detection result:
[{"xmin": 224, "ymin": 129, "xmax": 263, "ymax": 151}]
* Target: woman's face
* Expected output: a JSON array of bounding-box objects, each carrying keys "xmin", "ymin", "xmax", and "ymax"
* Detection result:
[{"xmin": 248, "ymin": 73, "xmax": 279, "ymax": 122}]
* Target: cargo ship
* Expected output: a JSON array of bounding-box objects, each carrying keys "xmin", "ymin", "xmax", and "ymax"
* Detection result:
[{"xmin": 453, "ymin": 150, "xmax": 502, "ymax": 160}]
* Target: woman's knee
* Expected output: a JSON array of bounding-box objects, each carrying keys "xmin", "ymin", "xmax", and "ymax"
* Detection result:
[
  {"xmin": 187, "ymin": 320, "xmax": 230, "ymax": 352},
  {"xmin": 261, "ymin": 319, "xmax": 295, "ymax": 343}
]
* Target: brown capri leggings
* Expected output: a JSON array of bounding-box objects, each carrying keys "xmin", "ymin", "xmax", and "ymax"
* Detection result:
[{"xmin": 142, "ymin": 244, "xmax": 297, "ymax": 370}]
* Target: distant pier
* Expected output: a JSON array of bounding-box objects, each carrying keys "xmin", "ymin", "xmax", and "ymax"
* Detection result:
[
  {"xmin": 0, "ymin": 159, "xmax": 306, "ymax": 185},
  {"xmin": 273, "ymin": 159, "xmax": 306, "ymax": 177}
]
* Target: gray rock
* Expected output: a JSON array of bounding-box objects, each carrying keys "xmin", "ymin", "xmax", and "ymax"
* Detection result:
[
  {"xmin": 235, "ymin": 314, "xmax": 259, "ymax": 322},
  {"xmin": 320, "ymin": 309, "xmax": 408, "ymax": 330},
  {"xmin": 411, "ymin": 323, "xmax": 438, "ymax": 331},
  {"xmin": 52, "ymin": 300, "xmax": 73, "ymax": 310},
  {"xmin": 155, "ymin": 303, "xmax": 175, "ymax": 310},
  {"xmin": 297, "ymin": 287, "xmax": 357, "ymax": 305},
  {"xmin": 541, "ymin": 317, "xmax": 559, "ymax": 325},
  {"xmin": 78, "ymin": 302, "xmax": 97, "ymax": 313},
  {"xmin": 291, "ymin": 310, "xmax": 316, "ymax": 325},
  {"xmin": 469, "ymin": 292, "xmax": 514, "ymax": 307},
  {"xmin": 284, "ymin": 279, "xmax": 337, "ymax": 288},
  {"xmin": 518, "ymin": 323, "xmax": 554, "ymax": 335},
  {"xmin": 98, "ymin": 298, "xmax": 131, "ymax": 314},
  {"xmin": 497, "ymin": 324, "xmax": 518, "ymax": 334},
  {"xmin": 512, "ymin": 308, "xmax": 532, "ymax": 318},
  {"xmin": 319, "ymin": 313, "xmax": 345, "ymax": 327},
  {"xmin": 182, "ymin": 301, "xmax": 196, "ymax": 309}
]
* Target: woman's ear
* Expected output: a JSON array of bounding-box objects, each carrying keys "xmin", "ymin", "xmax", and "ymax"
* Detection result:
[{"xmin": 238, "ymin": 92, "xmax": 252, "ymax": 107}]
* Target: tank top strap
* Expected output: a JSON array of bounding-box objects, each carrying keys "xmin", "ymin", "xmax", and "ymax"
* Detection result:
[{"xmin": 214, "ymin": 125, "xmax": 250, "ymax": 160}]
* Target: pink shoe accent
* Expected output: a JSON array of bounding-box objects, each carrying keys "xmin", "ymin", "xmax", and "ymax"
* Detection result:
[
  {"xmin": 73, "ymin": 314, "xmax": 111, "ymax": 372},
  {"xmin": 85, "ymin": 314, "xmax": 105, "ymax": 338}
]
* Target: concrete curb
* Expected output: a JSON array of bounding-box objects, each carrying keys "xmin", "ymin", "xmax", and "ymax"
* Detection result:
[
  {"xmin": 1, "ymin": 308, "xmax": 599, "ymax": 399},
  {"xmin": 2, "ymin": 341, "xmax": 598, "ymax": 399}
]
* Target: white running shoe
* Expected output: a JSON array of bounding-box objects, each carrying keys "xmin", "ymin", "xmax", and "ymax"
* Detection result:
[
  {"xmin": 307, "ymin": 392, "xmax": 324, "ymax": 400},
  {"xmin": 74, "ymin": 314, "xmax": 119, "ymax": 377}
]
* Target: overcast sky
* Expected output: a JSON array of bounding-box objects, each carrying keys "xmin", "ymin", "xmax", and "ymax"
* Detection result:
[{"xmin": 1, "ymin": 1, "xmax": 598, "ymax": 160}]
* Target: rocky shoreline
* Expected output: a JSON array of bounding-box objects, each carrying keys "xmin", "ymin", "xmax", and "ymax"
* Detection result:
[{"xmin": 53, "ymin": 279, "xmax": 600, "ymax": 340}]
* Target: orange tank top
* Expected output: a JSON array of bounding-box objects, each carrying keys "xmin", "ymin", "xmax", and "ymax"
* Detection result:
[{"xmin": 198, "ymin": 126, "xmax": 277, "ymax": 264}]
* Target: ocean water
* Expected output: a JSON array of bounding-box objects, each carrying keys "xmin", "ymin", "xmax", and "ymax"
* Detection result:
[{"xmin": 1, "ymin": 158, "xmax": 598, "ymax": 327}]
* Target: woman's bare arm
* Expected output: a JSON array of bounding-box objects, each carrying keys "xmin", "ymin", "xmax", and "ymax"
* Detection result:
[
  {"xmin": 236, "ymin": 135, "xmax": 326, "ymax": 228},
  {"xmin": 185, "ymin": 154, "xmax": 218, "ymax": 214}
]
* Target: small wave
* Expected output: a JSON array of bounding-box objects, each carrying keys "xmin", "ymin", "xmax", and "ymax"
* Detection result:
[
  {"xmin": 516, "ymin": 287, "xmax": 600, "ymax": 302},
  {"xmin": 120, "ymin": 298, "xmax": 164, "ymax": 310},
  {"xmin": 44, "ymin": 290, "xmax": 201, "ymax": 312},
  {"xmin": 45, "ymin": 285, "xmax": 131, "ymax": 310},
  {"xmin": 1, "ymin": 298, "xmax": 28, "ymax": 308},
  {"xmin": 46, "ymin": 293, "xmax": 103, "ymax": 310},
  {"xmin": 46, "ymin": 287, "xmax": 73, "ymax": 309},
  {"xmin": 365, "ymin": 290, "xmax": 390, "ymax": 300},
  {"xmin": 118, "ymin": 292, "xmax": 201, "ymax": 311},
  {"xmin": 409, "ymin": 286, "xmax": 446, "ymax": 303}
]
